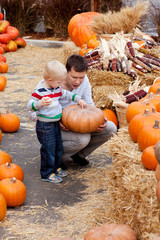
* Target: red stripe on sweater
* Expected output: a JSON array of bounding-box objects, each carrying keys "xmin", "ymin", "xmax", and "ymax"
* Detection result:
[{"xmin": 32, "ymin": 91, "xmax": 62, "ymax": 99}]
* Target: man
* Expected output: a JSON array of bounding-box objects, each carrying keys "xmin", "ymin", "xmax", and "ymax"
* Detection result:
[{"xmin": 59, "ymin": 54, "xmax": 117, "ymax": 168}]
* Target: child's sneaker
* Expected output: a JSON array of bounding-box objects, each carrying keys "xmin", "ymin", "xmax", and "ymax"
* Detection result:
[
  {"xmin": 56, "ymin": 168, "xmax": 68, "ymax": 177},
  {"xmin": 41, "ymin": 173, "xmax": 62, "ymax": 183}
]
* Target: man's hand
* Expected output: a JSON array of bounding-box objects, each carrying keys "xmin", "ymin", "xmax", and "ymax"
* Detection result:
[
  {"xmin": 96, "ymin": 118, "xmax": 107, "ymax": 132},
  {"xmin": 59, "ymin": 121, "xmax": 69, "ymax": 131},
  {"xmin": 40, "ymin": 97, "xmax": 52, "ymax": 107}
]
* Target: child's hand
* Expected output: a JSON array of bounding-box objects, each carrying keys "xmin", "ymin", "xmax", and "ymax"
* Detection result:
[
  {"xmin": 40, "ymin": 97, "xmax": 52, "ymax": 107},
  {"xmin": 78, "ymin": 99, "xmax": 86, "ymax": 108}
]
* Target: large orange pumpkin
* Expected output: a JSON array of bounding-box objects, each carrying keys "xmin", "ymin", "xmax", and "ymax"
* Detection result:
[
  {"xmin": 141, "ymin": 145, "xmax": 158, "ymax": 170},
  {"xmin": 102, "ymin": 109, "xmax": 118, "ymax": 127},
  {"xmin": 62, "ymin": 105, "xmax": 104, "ymax": 133},
  {"xmin": 84, "ymin": 223, "xmax": 137, "ymax": 240},
  {"xmin": 0, "ymin": 150, "xmax": 12, "ymax": 165},
  {"xmin": 0, "ymin": 193, "xmax": 7, "ymax": 221},
  {"xmin": 155, "ymin": 164, "xmax": 160, "ymax": 181},
  {"xmin": 68, "ymin": 12, "xmax": 100, "ymax": 47},
  {"xmin": 0, "ymin": 162, "xmax": 24, "ymax": 181},
  {"xmin": 0, "ymin": 177, "xmax": 26, "ymax": 207},
  {"xmin": 0, "ymin": 111, "xmax": 20, "ymax": 132}
]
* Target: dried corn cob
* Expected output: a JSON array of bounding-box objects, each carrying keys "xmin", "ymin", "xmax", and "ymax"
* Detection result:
[
  {"xmin": 143, "ymin": 54, "xmax": 160, "ymax": 64},
  {"xmin": 121, "ymin": 57, "xmax": 127, "ymax": 73},
  {"xmin": 131, "ymin": 66, "xmax": 145, "ymax": 75},
  {"xmin": 112, "ymin": 58, "xmax": 117, "ymax": 72},
  {"xmin": 142, "ymin": 56, "xmax": 160, "ymax": 68},
  {"xmin": 127, "ymin": 41, "xmax": 135, "ymax": 57},
  {"xmin": 116, "ymin": 59, "xmax": 122, "ymax": 72},
  {"xmin": 125, "ymin": 89, "xmax": 147, "ymax": 103},
  {"xmin": 138, "ymin": 47, "xmax": 159, "ymax": 58},
  {"xmin": 132, "ymin": 57, "xmax": 151, "ymax": 72}
]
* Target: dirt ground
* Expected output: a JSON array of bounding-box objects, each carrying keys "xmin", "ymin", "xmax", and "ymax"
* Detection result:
[{"xmin": 0, "ymin": 44, "xmax": 113, "ymax": 239}]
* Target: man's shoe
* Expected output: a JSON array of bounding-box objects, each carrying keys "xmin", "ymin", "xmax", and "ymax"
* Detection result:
[{"xmin": 71, "ymin": 153, "xmax": 89, "ymax": 166}]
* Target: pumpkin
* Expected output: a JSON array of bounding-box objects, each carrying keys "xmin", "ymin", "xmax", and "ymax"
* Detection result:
[
  {"xmin": 0, "ymin": 75, "xmax": 7, "ymax": 90},
  {"xmin": 155, "ymin": 164, "xmax": 160, "ymax": 181},
  {"xmin": 0, "ymin": 53, "xmax": 6, "ymax": 62},
  {"xmin": 148, "ymin": 83, "xmax": 160, "ymax": 94},
  {"xmin": 0, "ymin": 20, "xmax": 10, "ymax": 34},
  {"xmin": 0, "ymin": 177, "xmax": 26, "ymax": 207},
  {"xmin": 0, "ymin": 162, "xmax": 24, "ymax": 181},
  {"xmin": 0, "ymin": 33, "xmax": 11, "ymax": 44},
  {"xmin": 6, "ymin": 26, "xmax": 19, "ymax": 40},
  {"xmin": 84, "ymin": 223, "xmax": 137, "ymax": 240},
  {"xmin": 137, "ymin": 120, "xmax": 160, "ymax": 151},
  {"xmin": 139, "ymin": 91, "xmax": 160, "ymax": 111},
  {"xmin": 87, "ymin": 39, "xmax": 99, "ymax": 48},
  {"xmin": 0, "ymin": 150, "xmax": 12, "ymax": 165},
  {"xmin": 129, "ymin": 109, "xmax": 157, "ymax": 142},
  {"xmin": 126, "ymin": 100, "xmax": 155, "ymax": 123},
  {"xmin": 154, "ymin": 77, "xmax": 160, "ymax": 84},
  {"xmin": 0, "ymin": 193, "xmax": 7, "ymax": 221},
  {"xmin": 141, "ymin": 145, "xmax": 158, "ymax": 170},
  {"xmin": 0, "ymin": 62, "xmax": 8, "ymax": 73},
  {"xmin": 102, "ymin": 109, "xmax": 118, "ymax": 127},
  {"xmin": 79, "ymin": 48, "xmax": 87, "ymax": 56},
  {"xmin": 0, "ymin": 130, "xmax": 2, "ymax": 143},
  {"xmin": 0, "ymin": 13, "xmax": 4, "ymax": 21},
  {"xmin": 14, "ymin": 37, "xmax": 26, "ymax": 48},
  {"xmin": 62, "ymin": 105, "xmax": 104, "ymax": 133},
  {"xmin": 133, "ymin": 40, "xmax": 146, "ymax": 48},
  {"xmin": 154, "ymin": 140, "xmax": 160, "ymax": 164},
  {"xmin": 6, "ymin": 40, "xmax": 17, "ymax": 52},
  {"xmin": 0, "ymin": 46, "xmax": 4, "ymax": 54},
  {"xmin": 156, "ymin": 181, "xmax": 160, "ymax": 203},
  {"xmin": 0, "ymin": 111, "xmax": 20, "ymax": 132},
  {"xmin": 68, "ymin": 12, "xmax": 100, "ymax": 47}
]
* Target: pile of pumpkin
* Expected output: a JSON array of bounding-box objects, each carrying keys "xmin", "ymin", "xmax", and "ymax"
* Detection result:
[
  {"xmin": 124, "ymin": 76, "xmax": 160, "ymax": 204},
  {"xmin": 0, "ymin": 11, "xmax": 26, "ymax": 90},
  {"xmin": 0, "ymin": 111, "xmax": 26, "ymax": 221}
]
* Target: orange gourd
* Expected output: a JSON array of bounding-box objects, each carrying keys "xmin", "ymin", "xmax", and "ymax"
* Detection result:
[
  {"xmin": 0, "ymin": 62, "xmax": 8, "ymax": 73},
  {"xmin": 6, "ymin": 26, "xmax": 19, "ymax": 40},
  {"xmin": 0, "ymin": 75, "xmax": 7, "ymax": 90},
  {"xmin": 68, "ymin": 12, "xmax": 100, "ymax": 47},
  {"xmin": 155, "ymin": 164, "xmax": 160, "ymax": 181},
  {"xmin": 137, "ymin": 120, "xmax": 160, "ymax": 151},
  {"xmin": 141, "ymin": 145, "xmax": 158, "ymax": 170},
  {"xmin": 129, "ymin": 109, "xmax": 160, "ymax": 142},
  {"xmin": 0, "ymin": 150, "xmax": 12, "ymax": 165},
  {"xmin": 0, "ymin": 193, "xmax": 7, "ymax": 221},
  {"xmin": 102, "ymin": 109, "xmax": 118, "ymax": 127},
  {"xmin": 79, "ymin": 48, "xmax": 87, "ymax": 56},
  {"xmin": 126, "ymin": 100, "xmax": 155, "ymax": 123},
  {"xmin": 87, "ymin": 39, "xmax": 99, "ymax": 48},
  {"xmin": 148, "ymin": 83, "xmax": 160, "ymax": 94},
  {"xmin": 0, "ymin": 111, "xmax": 20, "ymax": 132},
  {"xmin": 6, "ymin": 40, "xmax": 17, "ymax": 52},
  {"xmin": 84, "ymin": 223, "xmax": 137, "ymax": 240},
  {"xmin": 62, "ymin": 105, "xmax": 104, "ymax": 133},
  {"xmin": 0, "ymin": 177, "xmax": 26, "ymax": 207},
  {"xmin": 0, "ymin": 162, "xmax": 24, "ymax": 181}
]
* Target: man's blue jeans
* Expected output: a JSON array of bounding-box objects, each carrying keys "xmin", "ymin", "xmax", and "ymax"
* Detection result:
[{"xmin": 36, "ymin": 120, "xmax": 63, "ymax": 179}]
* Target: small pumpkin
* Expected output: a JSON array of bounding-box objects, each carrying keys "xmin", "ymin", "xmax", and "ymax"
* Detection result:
[
  {"xmin": 0, "ymin": 162, "xmax": 24, "ymax": 181},
  {"xmin": 62, "ymin": 105, "xmax": 104, "ymax": 133},
  {"xmin": 0, "ymin": 33, "xmax": 11, "ymax": 44},
  {"xmin": 84, "ymin": 223, "xmax": 137, "ymax": 240},
  {"xmin": 148, "ymin": 83, "xmax": 160, "ymax": 94},
  {"xmin": 141, "ymin": 145, "xmax": 158, "ymax": 170},
  {"xmin": 0, "ymin": 150, "xmax": 12, "ymax": 165},
  {"xmin": 0, "ymin": 53, "xmax": 6, "ymax": 62},
  {"xmin": 14, "ymin": 37, "xmax": 26, "ymax": 48},
  {"xmin": 6, "ymin": 26, "xmax": 19, "ymax": 40},
  {"xmin": 0, "ymin": 75, "xmax": 7, "ymax": 90},
  {"xmin": 102, "ymin": 109, "xmax": 118, "ymax": 127},
  {"xmin": 0, "ymin": 130, "xmax": 2, "ymax": 143},
  {"xmin": 155, "ymin": 164, "xmax": 160, "ymax": 181},
  {"xmin": 0, "ymin": 193, "xmax": 7, "ymax": 221},
  {"xmin": 137, "ymin": 120, "xmax": 160, "ymax": 151},
  {"xmin": 0, "ymin": 20, "xmax": 10, "ymax": 34},
  {"xmin": 0, "ymin": 177, "xmax": 27, "ymax": 207},
  {"xmin": 87, "ymin": 38, "xmax": 99, "ymax": 48},
  {"xmin": 0, "ymin": 62, "xmax": 8, "ymax": 73},
  {"xmin": 6, "ymin": 40, "xmax": 17, "ymax": 52},
  {"xmin": 0, "ymin": 111, "xmax": 20, "ymax": 132}
]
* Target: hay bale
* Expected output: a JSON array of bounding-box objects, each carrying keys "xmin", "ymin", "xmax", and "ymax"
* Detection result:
[{"xmin": 104, "ymin": 127, "xmax": 160, "ymax": 239}]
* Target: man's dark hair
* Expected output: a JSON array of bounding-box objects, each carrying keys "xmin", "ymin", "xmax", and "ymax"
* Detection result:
[{"xmin": 66, "ymin": 54, "xmax": 88, "ymax": 72}]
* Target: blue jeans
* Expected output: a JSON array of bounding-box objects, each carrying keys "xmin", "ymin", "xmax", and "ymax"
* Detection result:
[{"xmin": 36, "ymin": 120, "xmax": 63, "ymax": 179}]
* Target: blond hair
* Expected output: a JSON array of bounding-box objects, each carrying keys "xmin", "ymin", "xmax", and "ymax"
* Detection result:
[{"xmin": 43, "ymin": 61, "xmax": 67, "ymax": 81}]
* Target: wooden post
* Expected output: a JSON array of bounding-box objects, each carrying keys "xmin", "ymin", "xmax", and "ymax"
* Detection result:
[
  {"xmin": 91, "ymin": 0, "xmax": 94, "ymax": 11},
  {"xmin": 91, "ymin": 0, "xmax": 98, "ymax": 12}
]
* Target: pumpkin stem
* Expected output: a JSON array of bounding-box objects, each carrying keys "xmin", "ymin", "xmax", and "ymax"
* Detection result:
[
  {"xmin": 10, "ymin": 177, "xmax": 16, "ymax": 184},
  {"xmin": 143, "ymin": 109, "xmax": 150, "ymax": 116},
  {"xmin": 152, "ymin": 107, "xmax": 156, "ymax": 113},
  {"xmin": 6, "ymin": 162, "xmax": 11, "ymax": 168},
  {"xmin": 6, "ymin": 110, "xmax": 9, "ymax": 114},
  {"xmin": 148, "ymin": 92, "xmax": 154, "ymax": 99},
  {"xmin": 156, "ymin": 88, "xmax": 160, "ymax": 95},
  {"xmin": 153, "ymin": 120, "xmax": 160, "ymax": 129}
]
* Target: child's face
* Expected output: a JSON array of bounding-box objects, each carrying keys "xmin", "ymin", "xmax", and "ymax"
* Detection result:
[{"xmin": 48, "ymin": 77, "xmax": 63, "ymax": 89}]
